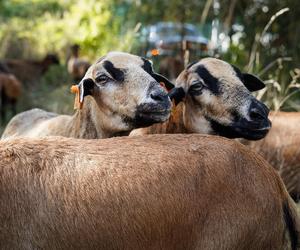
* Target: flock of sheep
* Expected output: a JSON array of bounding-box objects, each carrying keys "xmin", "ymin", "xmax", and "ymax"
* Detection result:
[{"xmin": 0, "ymin": 51, "xmax": 300, "ymax": 249}]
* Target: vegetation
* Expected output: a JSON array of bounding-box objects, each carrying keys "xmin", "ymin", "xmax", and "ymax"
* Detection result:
[{"xmin": 0, "ymin": 0, "xmax": 299, "ymax": 132}]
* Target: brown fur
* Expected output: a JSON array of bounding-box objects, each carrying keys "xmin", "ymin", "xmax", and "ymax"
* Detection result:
[
  {"xmin": 0, "ymin": 73, "xmax": 22, "ymax": 122},
  {"xmin": 130, "ymin": 102, "xmax": 188, "ymax": 135},
  {"xmin": 246, "ymin": 111, "xmax": 300, "ymax": 200},
  {"xmin": 0, "ymin": 134, "xmax": 299, "ymax": 249},
  {"xmin": 0, "ymin": 73, "xmax": 21, "ymax": 99}
]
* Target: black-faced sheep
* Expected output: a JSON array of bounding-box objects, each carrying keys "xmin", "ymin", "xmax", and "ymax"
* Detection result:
[
  {"xmin": 1, "ymin": 52, "xmax": 172, "ymax": 139},
  {"xmin": 131, "ymin": 58, "xmax": 270, "ymax": 141}
]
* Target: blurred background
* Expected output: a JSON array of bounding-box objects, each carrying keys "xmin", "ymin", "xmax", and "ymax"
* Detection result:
[{"xmin": 0, "ymin": 0, "xmax": 299, "ymax": 133}]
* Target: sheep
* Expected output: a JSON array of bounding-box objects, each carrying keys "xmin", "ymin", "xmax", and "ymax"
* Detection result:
[
  {"xmin": 0, "ymin": 73, "xmax": 22, "ymax": 123},
  {"xmin": 130, "ymin": 58, "xmax": 271, "ymax": 140},
  {"xmin": 1, "ymin": 54, "xmax": 59, "ymax": 84},
  {"xmin": 1, "ymin": 52, "xmax": 173, "ymax": 139},
  {"xmin": 0, "ymin": 134, "xmax": 299, "ymax": 249},
  {"xmin": 245, "ymin": 111, "xmax": 300, "ymax": 201},
  {"xmin": 67, "ymin": 44, "xmax": 91, "ymax": 82}
]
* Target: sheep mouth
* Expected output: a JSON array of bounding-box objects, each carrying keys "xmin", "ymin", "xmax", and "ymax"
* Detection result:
[
  {"xmin": 138, "ymin": 109, "xmax": 170, "ymax": 117},
  {"xmin": 134, "ymin": 110, "xmax": 170, "ymax": 127},
  {"xmin": 207, "ymin": 117, "xmax": 272, "ymax": 140},
  {"xmin": 123, "ymin": 104, "xmax": 170, "ymax": 128},
  {"xmin": 230, "ymin": 123, "xmax": 271, "ymax": 140}
]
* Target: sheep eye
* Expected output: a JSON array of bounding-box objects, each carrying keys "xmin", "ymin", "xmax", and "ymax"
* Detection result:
[
  {"xmin": 95, "ymin": 75, "xmax": 110, "ymax": 84},
  {"xmin": 189, "ymin": 81, "xmax": 204, "ymax": 95}
]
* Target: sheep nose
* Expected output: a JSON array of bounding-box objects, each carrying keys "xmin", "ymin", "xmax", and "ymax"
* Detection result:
[
  {"xmin": 147, "ymin": 82, "xmax": 169, "ymax": 102},
  {"xmin": 250, "ymin": 108, "xmax": 266, "ymax": 121},
  {"xmin": 249, "ymin": 100, "xmax": 269, "ymax": 121},
  {"xmin": 150, "ymin": 92, "xmax": 167, "ymax": 103}
]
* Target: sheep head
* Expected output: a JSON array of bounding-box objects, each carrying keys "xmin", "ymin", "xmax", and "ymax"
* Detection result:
[
  {"xmin": 172, "ymin": 58, "xmax": 271, "ymax": 140},
  {"xmin": 74, "ymin": 51, "xmax": 173, "ymax": 130}
]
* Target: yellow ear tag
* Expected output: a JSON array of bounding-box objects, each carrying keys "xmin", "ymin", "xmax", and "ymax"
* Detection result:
[{"xmin": 70, "ymin": 85, "xmax": 83, "ymax": 110}]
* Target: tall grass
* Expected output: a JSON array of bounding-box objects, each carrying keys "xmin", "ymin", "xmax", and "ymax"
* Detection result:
[{"xmin": 246, "ymin": 8, "xmax": 300, "ymax": 112}]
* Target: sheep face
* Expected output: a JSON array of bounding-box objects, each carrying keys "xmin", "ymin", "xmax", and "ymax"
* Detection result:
[
  {"xmin": 78, "ymin": 52, "xmax": 172, "ymax": 131},
  {"xmin": 174, "ymin": 58, "xmax": 271, "ymax": 140}
]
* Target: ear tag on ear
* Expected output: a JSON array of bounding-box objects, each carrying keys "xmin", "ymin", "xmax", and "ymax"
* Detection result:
[{"xmin": 70, "ymin": 85, "xmax": 83, "ymax": 110}]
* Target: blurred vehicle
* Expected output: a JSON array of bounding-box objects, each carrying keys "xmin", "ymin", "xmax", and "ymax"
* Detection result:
[
  {"xmin": 137, "ymin": 22, "xmax": 210, "ymax": 80},
  {"xmin": 139, "ymin": 22, "xmax": 209, "ymax": 59}
]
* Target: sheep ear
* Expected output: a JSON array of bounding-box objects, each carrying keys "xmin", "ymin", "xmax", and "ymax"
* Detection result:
[
  {"xmin": 168, "ymin": 87, "xmax": 185, "ymax": 105},
  {"xmin": 242, "ymin": 73, "xmax": 265, "ymax": 92},
  {"xmin": 79, "ymin": 78, "xmax": 95, "ymax": 103},
  {"xmin": 151, "ymin": 73, "xmax": 175, "ymax": 91},
  {"xmin": 141, "ymin": 57, "xmax": 174, "ymax": 90}
]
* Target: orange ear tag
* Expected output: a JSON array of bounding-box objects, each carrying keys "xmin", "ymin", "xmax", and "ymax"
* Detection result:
[{"xmin": 70, "ymin": 85, "xmax": 83, "ymax": 110}]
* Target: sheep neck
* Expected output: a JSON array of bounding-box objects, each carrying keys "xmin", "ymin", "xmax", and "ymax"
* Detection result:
[
  {"xmin": 69, "ymin": 96, "xmax": 129, "ymax": 139},
  {"xmin": 145, "ymin": 102, "xmax": 188, "ymax": 134},
  {"xmin": 182, "ymin": 98, "xmax": 213, "ymax": 135},
  {"xmin": 153, "ymin": 100, "xmax": 213, "ymax": 135}
]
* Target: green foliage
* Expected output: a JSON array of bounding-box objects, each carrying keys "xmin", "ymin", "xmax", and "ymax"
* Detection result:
[
  {"xmin": 222, "ymin": 44, "xmax": 248, "ymax": 70},
  {"xmin": 0, "ymin": 0, "xmax": 63, "ymax": 20},
  {"xmin": 257, "ymin": 64, "xmax": 300, "ymax": 111},
  {"xmin": 0, "ymin": 0, "xmax": 137, "ymax": 60},
  {"xmin": 17, "ymin": 64, "xmax": 73, "ymax": 113}
]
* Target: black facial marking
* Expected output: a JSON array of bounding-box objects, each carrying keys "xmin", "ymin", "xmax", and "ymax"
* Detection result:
[
  {"xmin": 195, "ymin": 65, "xmax": 220, "ymax": 95},
  {"xmin": 103, "ymin": 60, "xmax": 124, "ymax": 82}
]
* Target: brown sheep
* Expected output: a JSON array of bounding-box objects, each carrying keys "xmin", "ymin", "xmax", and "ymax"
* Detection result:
[
  {"xmin": 1, "ymin": 54, "xmax": 59, "ymax": 84},
  {"xmin": 67, "ymin": 44, "xmax": 91, "ymax": 82},
  {"xmin": 0, "ymin": 134, "xmax": 299, "ymax": 249},
  {"xmin": 246, "ymin": 111, "xmax": 300, "ymax": 201},
  {"xmin": 0, "ymin": 73, "xmax": 22, "ymax": 123},
  {"xmin": 1, "ymin": 52, "xmax": 172, "ymax": 139},
  {"xmin": 131, "ymin": 58, "xmax": 271, "ymax": 140}
]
